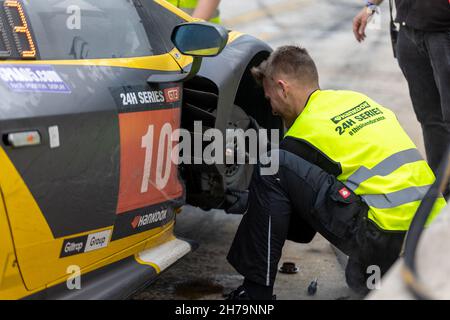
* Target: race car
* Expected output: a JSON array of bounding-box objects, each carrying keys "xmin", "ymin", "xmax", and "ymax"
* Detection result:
[{"xmin": 0, "ymin": 0, "xmax": 281, "ymax": 299}]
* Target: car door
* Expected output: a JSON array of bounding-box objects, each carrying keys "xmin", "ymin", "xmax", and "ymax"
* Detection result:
[{"xmin": 0, "ymin": 0, "xmax": 185, "ymax": 291}]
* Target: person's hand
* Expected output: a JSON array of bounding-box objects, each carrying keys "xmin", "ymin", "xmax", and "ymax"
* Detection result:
[{"xmin": 353, "ymin": 8, "xmax": 373, "ymax": 42}]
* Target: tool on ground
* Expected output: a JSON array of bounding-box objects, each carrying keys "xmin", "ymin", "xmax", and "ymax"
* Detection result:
[{"xmin": 307, "ymin": 278, "xmax": 318, "ymax": 296}]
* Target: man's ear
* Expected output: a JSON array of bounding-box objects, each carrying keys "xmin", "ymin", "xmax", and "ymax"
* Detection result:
[{"xmin": 277, "ymin": 79, "xmax": 288, "ymax": 98}]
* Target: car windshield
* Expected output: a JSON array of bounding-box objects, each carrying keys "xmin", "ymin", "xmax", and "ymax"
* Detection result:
[{"xmin": 20, "ymin": 0, "xmax": 159, "ymax": 59}]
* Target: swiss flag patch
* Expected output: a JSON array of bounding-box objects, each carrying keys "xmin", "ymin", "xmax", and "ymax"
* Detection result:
[{"xmin": 338, "ymin": 187, "xmax": 351, "ymax": 199}]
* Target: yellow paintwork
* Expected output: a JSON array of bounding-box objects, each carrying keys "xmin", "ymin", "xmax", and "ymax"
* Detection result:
[
  {"xmin": 228, "ymin": 31, "xmax": 245, "ymax": 43},
  {"xmin": 0, "ymin": 145, "xmax": 178, "ymax": 298},
  {"xmin": 0, "ymin": 189, "xmax": 28, "ymax": 300},
  {"xmin": 169, "ymin": 47, "xmax": 194, "ymax": 70},
  {"xmin": 0, "ymin": 221, "xmax": 175, "ymax": 299},
  {"xmin": 43, "ymin": 222, "xmax": 175, "ymax": 297},
  {"xmin": 0, "ymin": 53, "xmax": 186, "ymax": 71},
  {"xmin": 184, "ymin": 47, "xmax": 221, "ymax": 56},
  {"xmin": 135, "ymin": 257, "xmax": 162, "ymax": 274},
  {"xmin": 0, "ymin": 190, "xmax": 12, "ymax": 289}
]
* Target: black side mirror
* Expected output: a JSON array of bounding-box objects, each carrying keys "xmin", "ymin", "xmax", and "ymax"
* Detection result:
[
  {"xmin": 148, "ymin": 22, "xmax": 229, "ymax": 83},
  {"xmin": 171, "ymin": 22, "xmax": 229, "ymax": 57}
]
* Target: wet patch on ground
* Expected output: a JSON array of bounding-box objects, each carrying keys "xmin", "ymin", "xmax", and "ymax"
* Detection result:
[{"xmin": 174, "ymin": 278, "xmax": 224, "ymax": 299}]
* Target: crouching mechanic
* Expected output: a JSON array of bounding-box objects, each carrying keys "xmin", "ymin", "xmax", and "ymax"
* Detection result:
[{"xmin": 225, "ymin": 45, "xmax": 446, "ymax": 299}]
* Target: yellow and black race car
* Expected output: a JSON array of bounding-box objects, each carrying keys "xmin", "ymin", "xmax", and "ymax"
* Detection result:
[{"xmin": 0, "ymin": 0, "xmax": 281, "ymax": 299}]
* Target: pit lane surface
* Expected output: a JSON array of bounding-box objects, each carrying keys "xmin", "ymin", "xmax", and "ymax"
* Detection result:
[{"xmin": 132, "ymin": 0, "xmax": 423, "ymax": 300}]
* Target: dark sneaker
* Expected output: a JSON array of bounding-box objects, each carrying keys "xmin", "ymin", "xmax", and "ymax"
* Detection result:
[
  {"xmin": 225, "ymin": 285, "xmax": 277, "ymax": 300},
  {"xmin": 223, "ymin": 189, "xmax": 249, "ymax": 215},
  {"xmin": 224, "ymin": 285, "xmax": 251, "ymax": 300}
]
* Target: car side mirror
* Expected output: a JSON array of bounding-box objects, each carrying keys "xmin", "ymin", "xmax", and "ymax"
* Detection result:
[
  {"xmin": 171, "ymin": 22, "xmax": 229, "ymax": 57},
  {"xmin": 147, "ymin": 22, "xmax": 229, "ymax": 84}
]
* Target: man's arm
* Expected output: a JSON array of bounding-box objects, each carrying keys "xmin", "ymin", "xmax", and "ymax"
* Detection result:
[
  {"xmin": 192, "ymin": 0, "xmax": 220, "ymax": 21},
  {"xmin": 353, "ymin": 0, "xmax": 384, "ymax": 42},
  {"xmin": 280, "ymin": 137, "xmax": 342, "ymax": 177}
]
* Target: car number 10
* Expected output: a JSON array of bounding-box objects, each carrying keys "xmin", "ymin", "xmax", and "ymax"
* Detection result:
[{"xmin": 140, "ymin": 123, "xmax": 172, "ymax": 193}]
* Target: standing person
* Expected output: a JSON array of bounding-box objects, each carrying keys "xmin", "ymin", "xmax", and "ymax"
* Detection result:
[
  {"xmin": 224, "ymin": 45, "xmax": 446, "ymax": 300},
  {"xmin": 353, "ymin": 0, "xmax": 450, "ymax": 183},
  {"xmin": 166, "ymin": 0, "xmax": 221, "ymax": 23}
]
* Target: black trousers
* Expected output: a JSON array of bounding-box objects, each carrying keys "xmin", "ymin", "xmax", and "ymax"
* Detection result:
[
  {"xmin": 227, "ymin": 150, "xmax": 405, "ymax": 294},
  {"xmin": 396, "ymin": 25, "xmax": 450, "ymax": 172}
]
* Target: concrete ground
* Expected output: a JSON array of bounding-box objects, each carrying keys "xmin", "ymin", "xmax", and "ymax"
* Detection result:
[
  {"xmin": 133, "ymin": 207, "xmax": 357, "ymax": 300},
  {"xmin": 133, "ymin": 0, "xmax": 425, "ymax": 300}
]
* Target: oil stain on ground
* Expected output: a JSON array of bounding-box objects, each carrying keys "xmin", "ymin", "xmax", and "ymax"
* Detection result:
[{"xmin": 174, "ymin": 278, "xmax": 224, "ymax": 299}]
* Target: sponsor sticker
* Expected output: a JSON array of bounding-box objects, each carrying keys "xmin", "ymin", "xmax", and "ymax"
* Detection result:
[
  {"xmin": 60, "ymin": 230, "xmax": 112, "ymax": 258},
  {"xmin": 163, "ymin": 87, "xmax": 180, "ymax": 103},
  {"xmin": 60, "ymin": 236, "xmax": 86, "ymax": 258},
  {"xmin": 111, "ymin": 203, "xmax": 178, "ymax": 241},
  {"xmin": 84, "ymin": 230, "xmax": 111, "ymax": 252},
  {"xmin": 131, "ymin": 209, "xmax": 168, "ymax": 229},
  {"xmin": 109, "ymin": 84, "xmax": 182, "ymax": 113},
  {"xmin": 0, "ymin": 65, "xmax": 71, "ymax": 93}
]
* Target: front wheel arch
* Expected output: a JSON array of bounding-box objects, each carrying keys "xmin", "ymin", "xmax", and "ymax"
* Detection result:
[
  {"xmin": 233, "ymin": 51, "xmax": 283, "ymax": 140},
  {"xmin": 180, "ymin": 51, "xmax": 283, "ymax": 210}
]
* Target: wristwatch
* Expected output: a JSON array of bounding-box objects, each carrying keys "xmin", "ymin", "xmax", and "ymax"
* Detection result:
[{"xmin": 365, "ymin": 1, "xmax": 378, "ymax": 14}]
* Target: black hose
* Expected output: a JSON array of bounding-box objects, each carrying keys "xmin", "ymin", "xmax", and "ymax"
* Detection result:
[{"xmin": 401, "ymin": 145, "xmax": 450, "ymax": 300}]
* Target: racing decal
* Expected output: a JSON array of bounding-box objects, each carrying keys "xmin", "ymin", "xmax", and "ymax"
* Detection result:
[
  {"xmin": 60, "ymin": 230, "xmax": 112, "ymax": 258},
  {"xmin": 0, "ymin": 65, "xmax": 71, "ymax": 93},
  {"xmin": 163, "ymin": 86, "xmax": 181, "ymax": 103},
  {"xmin": 111, "ymin": 202, "xmax": 176, "ymax": 241},
  {"xmin": 131, "ymin": 208, "xmax": 167, "ymax": 229},
  {"xmin": 112, "ymin": 83, "xmax": 184, "ymax": 215},
  {"xmin": 109, "ymin": 84, "xmax": 180, "ymax": 113},
  {"xmin": 331, "ymin": 101, "xmax": 386, "ymax": 136}
]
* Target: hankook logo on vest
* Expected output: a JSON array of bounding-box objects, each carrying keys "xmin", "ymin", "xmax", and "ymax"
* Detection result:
[
  {"xmin": 330, "ymin": 101, "xmax": 371, "ymax": 124},
  {"xmin": 131, "ymin": 209, "xmax": 168, "ymax": 229},
  {"xmin": 60, "ymin": 230, "xmax": 112, "ymax": 258}
]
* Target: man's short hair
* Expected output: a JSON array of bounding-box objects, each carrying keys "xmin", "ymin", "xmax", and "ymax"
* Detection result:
[{"xmin": 251, "ymin": 45, "xmax": 319, "ymax": 87}]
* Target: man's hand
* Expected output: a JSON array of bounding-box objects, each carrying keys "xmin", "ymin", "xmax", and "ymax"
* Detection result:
[
  {"xmin": 192, "ymin": 0, "xmax": 220, "ymax": 21},
  {"xmin": 353, "ymin": 8, "xmax": 373, "ymax": 42}
]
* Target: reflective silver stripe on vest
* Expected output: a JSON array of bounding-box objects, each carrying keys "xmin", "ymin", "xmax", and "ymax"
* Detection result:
[
  {"xmin": 362, "ymin": 185, "xmax": 431, "ymax": 209},
  {"xmin": 345, "ymin": 148, "xmax": 423, "ymax": 191}
]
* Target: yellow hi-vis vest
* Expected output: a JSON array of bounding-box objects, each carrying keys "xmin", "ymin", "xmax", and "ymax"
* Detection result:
[
  {"xmin": 166, "ymin": 0, "xmax": 221, "ymax": 23},
  {"xmin": 285, "ymin": 90, "xmax": 446, "ymax": 231}
]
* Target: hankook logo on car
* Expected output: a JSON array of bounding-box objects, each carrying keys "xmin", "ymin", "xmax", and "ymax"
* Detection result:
[{"xmin": 131, "ymin": 209, "xmax": 168, "ymax": 229}]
